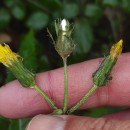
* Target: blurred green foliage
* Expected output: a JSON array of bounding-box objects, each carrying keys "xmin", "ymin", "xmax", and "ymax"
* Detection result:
[{"xmin": 0, "ymin": 0, "xmax": 130, "ymax": 129}]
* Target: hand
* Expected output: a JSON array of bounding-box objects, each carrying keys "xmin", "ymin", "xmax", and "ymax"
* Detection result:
[{"xmin": 1, "ymin": 53, "xmax": 130, "ymax": 130}]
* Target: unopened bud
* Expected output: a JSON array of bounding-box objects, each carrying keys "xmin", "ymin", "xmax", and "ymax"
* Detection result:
[
  {"xmin": 54, "ymin": 19, "xmax": 75, "ymax": 59},
  {"xmin": 92, "ymin": 40, "xmax": 123, "ymax": 87},
  {"xmin": 61, "ymin": 19, "xmax": 67, "ymax": 31}
]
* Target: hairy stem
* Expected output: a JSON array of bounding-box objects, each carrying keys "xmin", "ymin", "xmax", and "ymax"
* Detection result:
[
  {"xmin": 63, "ymin": 58, "xmax": 68, "ymax": 113},
  {"xmin": 68, "ymin": 84, "xmax": 98, "ymax": 114},
  {"xmin": 33, "ymin": 84, "xmax": 58, "ymax": 110}
]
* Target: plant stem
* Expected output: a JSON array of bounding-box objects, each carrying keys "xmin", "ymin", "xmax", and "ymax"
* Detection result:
[
  {"xmin": 27, "ymin": 0, "xmax": 51, "ymax": 15},
  {"xmin": 63, "ymin": 58, "xmax": 68, "ymax": 113},
  {"xmin": 68, "ymin": 84, "xmax": 98, "ymax": 114},
  {"xmin": 33, "ymin": 84, "xmax": 58, "ymax": 110}
]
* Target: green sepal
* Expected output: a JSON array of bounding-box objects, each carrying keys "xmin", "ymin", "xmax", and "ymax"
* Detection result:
[
  {"xmin": 92, "ymin": 56, "xmax": 116, "ymax": 87},
  {"xmin": 9, "ymin": 59, "xmax": 35, "ymax": 87},
  {"xmin": 54, "ymin": 19, "xmax": 75, "ymax": 59},
  {"xmin": 55, "ymin": 30, "xmax": 75, "ymax": 59},
  {"xmin": 51, "ymin": 109, "xmax": 63, "ymax": 115}
]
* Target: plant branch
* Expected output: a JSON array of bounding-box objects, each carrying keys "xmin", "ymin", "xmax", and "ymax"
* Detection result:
[
  {"xmin": 68, "ymin": 84, "xmax": 98, "ymax": 114},
  {"xmin": 63, "ymin": 58, "xmax": 68, "ymax": 113},
  {"xmin": 33, "ymin": 84, "xmax": 58, "ymax": 110}
]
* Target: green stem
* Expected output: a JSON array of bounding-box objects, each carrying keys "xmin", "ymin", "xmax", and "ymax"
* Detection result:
[
  {"xmin": 63, "ymin": 58, "xmax": 68, "ymax": 113},
  {"xmin": 68, "ymin": 84, "xmax": 98, "ymax": 114},
  {"xmin": 27, "ymin": 0, "xmax": 51, "ymax": 15},
  {"xmin": 33, "ymin": 84, "xmax": 58, "ymax": 110}
]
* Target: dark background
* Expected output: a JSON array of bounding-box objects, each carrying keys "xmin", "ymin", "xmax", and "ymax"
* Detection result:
[{"xmin": 0, "ymin": 0, "xmax": 130, "ymax": 129}]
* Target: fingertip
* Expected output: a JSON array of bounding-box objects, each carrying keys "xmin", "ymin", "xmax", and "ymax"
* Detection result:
[{"xmin": 26, "ymin": 115, "xmax": 65, "ymax": 130}]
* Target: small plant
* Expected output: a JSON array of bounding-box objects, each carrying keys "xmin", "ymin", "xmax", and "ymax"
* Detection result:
[{"xmin": 0, "ymin": 19, "xmax": 123, "ymax": 115}]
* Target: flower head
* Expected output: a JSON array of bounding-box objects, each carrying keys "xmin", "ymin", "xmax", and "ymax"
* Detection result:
[
  {"xmin": 0, "ymin": 43, "xmax": 35, "ymax": 87},
  {"xmin": 110, "ymin": 39, "xmax": 123, "ymax": 59},
  {"xmin": 54, "ymin": 19, "xmax": 75, "ymax": 59},
  {"xmin": 92, "ymin": 39, "xmax": 123, "ymax": 87},
  {"xmin": 0, "ymin": 43, "xmax": 19, "ymax": 67}
]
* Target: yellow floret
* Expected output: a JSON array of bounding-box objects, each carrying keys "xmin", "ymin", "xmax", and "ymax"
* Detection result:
[
  {"xmin": 0, "ymin": 43, "xmax": 18, "ymax": 67},
  {"xmin": 110, "ymin": 39, "xmax": 123, "ymax": 58}
]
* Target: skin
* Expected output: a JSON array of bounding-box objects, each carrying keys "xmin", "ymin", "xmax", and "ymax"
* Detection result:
[{"xmin": 1, "ymin": 53, "xmax": 130, "ymax": 130}]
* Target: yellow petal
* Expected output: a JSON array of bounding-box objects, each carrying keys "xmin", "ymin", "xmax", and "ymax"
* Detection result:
[
  {"xmin": 110, "ymin": 39, "xmax": 123, "ymax": 58},
  {"xmin": 0, "ymin": 43, "xmax": 19, "ymax": 67}
]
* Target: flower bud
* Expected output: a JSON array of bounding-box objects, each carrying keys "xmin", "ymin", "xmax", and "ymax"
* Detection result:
[
  {"xmin": 0, "ymin": 43, "xmax": 35, "ymax": 87},
  {"xmin": 110, "ymin": 39, "xmax": 123, "ymax": 59},
  {"xmin": 61, "ymin": 19, "xmax": 67, "ymax": 31},
  {"xmin": 92, "ymin": 40, "xmax": 123, "ymax": 87},
  {"xmin": 54, "ymin": 19, "xmax": 75, "ymax": 59}
]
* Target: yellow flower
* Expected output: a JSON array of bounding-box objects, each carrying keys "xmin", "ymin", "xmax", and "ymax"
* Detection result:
[
  {"xmin": 93, "ymin": 39, "xmax": 123, "ymax": 87},
  {"xmin": 110, "ymin": 39, "xmax": 123, "ymax": 59},
  {"xmin": 0, "ymin": 43, "xmax": 35, "ymax": 87},
  {"xmin": 0, "ymin": 43, "xmax": 19, "ymax": 67}
]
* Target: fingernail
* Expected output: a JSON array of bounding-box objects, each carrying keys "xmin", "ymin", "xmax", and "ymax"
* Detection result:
[{"xmin": 26, "ymin": 115, "xmax": 65, "ymax": 130}]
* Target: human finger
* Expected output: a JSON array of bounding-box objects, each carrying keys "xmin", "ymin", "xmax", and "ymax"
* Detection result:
[
  {"xmin": 26, "ymin": 114, "xmax": 130, "ymax": 130},
  {"xmin": 1, "ymin": 53, "xmax": 130, "ymax": 118}
]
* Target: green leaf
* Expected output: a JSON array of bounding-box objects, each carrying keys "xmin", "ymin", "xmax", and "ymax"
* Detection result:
[
  {"xmin": 4, "ymin": 0, "xmax": 15, "ymax": 7},
  {"xmin": 9, "ymin": 119, "xmax": 30, "ymax": 130},
  {"xmin": 122, "ymin": 0, "xmax": 130, "ymax": 13},
  {"xmin": 9, "ymin": 120, "xmax": 19, "ymax": 130},
  {"xmin": 6, "ymin": 70, "xmax": 16, "ymax": 82},
  {"xmin": 103, "ymin": 0, "xmax": 119, "ymax": 7},
  {"xmin": 26, "ymin": 12, "xmax": 49, "ymax": 30},
  {"xmin": 0, "ymin": 9, "xmax": 11, "ymax": 30},
  {"xmin": 0, "ymin": 116, "xmax": 10, "ymax": 130},
  {"xmin": 4, "ymin": 0, "xmax": 26, "ymax": 20},
  {"xmin": 62, "ymin": 3, "xmax": 79, "ymax": 18},
  {"xmin": 12, "ymin": 5, "xmax": 25, "ymax": 20},
  {"xmin": 38, "ymin": 55, "xmax": 51, "ymax": 71},
  {"xmin": 73, "ymin": 19, "xmax": 93, "ymax": 55},
  {"xmin": 84, "ymin": 4, "xmax": 102, "ymax": 18},
  {"xmin": 19, "ymin": 30, "xmax": 38, "ymax": 72},
  {"xmin": 79, "ymin": 106, "xmax": 127, "ymax": 117}
]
